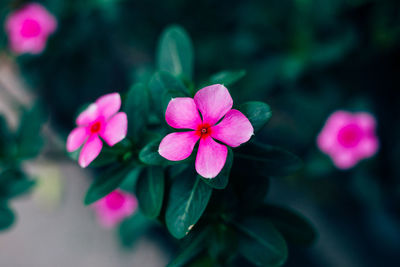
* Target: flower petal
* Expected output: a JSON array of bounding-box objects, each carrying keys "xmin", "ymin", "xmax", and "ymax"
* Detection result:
[
  {"xmin": 194, "ymin": 84, "xmax": 233, "ymax": 125},
  {"xmin": 101, "ymin": 112, "xmax": 128, "ymax": 146},
  {"xmin": 165, "ymin": 98, "xmax": 202, "ymax": 129},
  {"xmin": 96, "ymin": 93, "xmax": 121, "ymax": 119},
  {"xmin": 79, "ymin": 135, "xmax": 103, "ymax": 168},
  {"xmin": 159, "ymin": 132, "xmax": 199, "ymax": 161},
  {"xmin": 76, "ymin": 103, "xmax": 99, "ymax": 126},
  {"xmin": 211, "ymin": 109, "xmax": 254, "ymax": 147},
  {"xmin": 66, "ymin": 127, "xmax": 89, "ymax": 152},
  {"xmin": 195, "ymin": 137, "xmax": 228, "ymax": 178}
]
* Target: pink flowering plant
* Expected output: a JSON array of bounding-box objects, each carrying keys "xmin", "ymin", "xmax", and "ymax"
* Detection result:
[
  {"xmin": 66, "ymin": 25, "xmax": 315, "ymax": 266},
  {"xmin": 4, "ymin": 3, "xmax": 57, "ymax": 55},
  {"xmin": 317, "ymin": 110, "xmax": 379, "ymax": 169}
]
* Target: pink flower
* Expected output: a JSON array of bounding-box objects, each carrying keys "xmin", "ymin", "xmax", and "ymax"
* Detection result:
[
  {"xmin": 158, "ymin": 84, "xmax": 254, "ymax": 178},
  {"xmin": 67, "ymin": 93, "xmax": 128, "ymax": 168},
  {"xmin": 92, "ymin": 190, "xmax": 138, "ymax": 228},
  {"xmin": 5, "ymin": 3, "xmax": 57, "ymax": 55},
  {"xmin": 317, "ymin": 110, "xmax": 379, "ymax": 169}
]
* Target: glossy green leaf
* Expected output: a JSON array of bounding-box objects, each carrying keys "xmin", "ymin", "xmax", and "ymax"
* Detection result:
[
  {"xmin": 84, "ymin": 164, "xmax": 136, "ymax": 205},
  {"xmin": 235, "ymin": 142, "xmax": 302, "ymax": 176},
  {"xmin": 118, "ymin": 211, "xmax": 149, "ymax": 247},
  {"xmin": 135, "ymin": 167, "xmax": 164, "ymax": 218},
  {"xmin": 234, "ymin": 217, "xmax": 288, "ymax": 267},
  {"xmin": 238, "ymin": 101, "xmax": 272, "ymax": 133},
  {"xmin": 201, "ymin": 148, "xmax": 233, "ymax": 189},
  {"xmin": 0, "ymin": 204, "xmax": 15, "ymax": 231},
  {"xmin": 148, "ymin": 71, "xmax": 189, "ymax": 118},
  {"xmin": 259, "ymin": 204, "xmax": 317, "ymax": 246},
  {"xmin": 157, "ymin": 25, "xmax": 194, "ymax": 79},
  {"xmin": 124, "ymin": 83, "xmax": 149, "ymax": 142},
  {"xmin": 166, "ymin": 176, "xmax": 212, "ymax": 239},
  {"xmin": 167, "ymin": 228, "xmax": 210, "ymax": 267},
  {"xmin": 139, "ymin": 139, "xmax": 179, "ymax": 166},
  {"xmin": 209, "ymin": 70, "xmax": 246, "ymax": 86},
  {"xmin": 16, "ymin": 103, "xmax": 45, "ymax": 159}
]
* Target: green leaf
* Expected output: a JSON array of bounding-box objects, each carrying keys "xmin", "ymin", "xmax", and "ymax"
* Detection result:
[
  {"xmin": 139, "ymin": 139, "xmax": 179, "ymax": 166},
  {"xmin": 209, "ymin": 70, "xmax": 246, "ymax": 87},
  {"xmin": 166, "ymin": 176, "xmax": 212, "ymax": 239},
  {"xmin": 157, "ymin": 25, "xmax": 194, "ymax": 79},
  {"xmin": 0, "ymin": 116, "xmax": 14, "ymax": 161},
  {"xmin": 238, "ymin": 101, "xmax": 272, "ymax": 133},
  {"xmin": 167, "ymin": 228, "xmax": 210, "ymax": 267},
  {"xmin": 148, "ymin": 71, "xmax": 189, "ymax": 118},
  {"xmin": 259, "ymin": 204, "xmax": 317, "ymax": 246},
  {"xmin": 0, "ymin": 204, "xmax": 15, "ymax": 231},
  {"xmin": 0, "ymin": 169, "xmax": 35, "ymax": 198},
  {"xmin": 84, "ymin": 164, "xmax": 136, "ymax": 205},
  {"xmin": 118, "ymin": 211, "xmax": 149, "ymax": 247},
  {"xmin": 124, "ymin": 83, "xmax": 149, "ymax": 142},
  {"xmin": 235, "ymin": 142, "xmax": 302, "ymax": 176},
  {"xmin": 201, "ymin": 148, "xmax": 233, "ymax": 189},
  {"xmin": 234, "ymin": 217, "xmax": 288, "ymax": 267},
  {"xmin": 135, "ymin": 167, "xmax": 164, "ymax": 218},
  {"xmin": 16, "ymin": 103, "xmax": 45, "ymax": 159}
]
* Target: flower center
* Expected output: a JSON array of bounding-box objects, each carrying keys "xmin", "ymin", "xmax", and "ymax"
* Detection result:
[
  {"xmin": 337, "ymin": 124, "xmax": 363, "ymax": 148},
  {"xmin": 90, "ymin": 121, "xmax": 102, "ymax": 134},
  {"xmin": 197, "ymin": 123, "xmax": 212, "ymax": 139},
  {"xmin": 105, "ymin": 191, "xmax": 125, "ymax": 210},
  {"xmin": 20, "ymin": 19, "xmax": 41, "ymax": 38}
]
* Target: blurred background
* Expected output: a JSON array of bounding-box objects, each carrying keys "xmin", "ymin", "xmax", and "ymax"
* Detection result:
[{"xmin": 0, "ymin": 0, "xmax": 399, "ymax": 266}]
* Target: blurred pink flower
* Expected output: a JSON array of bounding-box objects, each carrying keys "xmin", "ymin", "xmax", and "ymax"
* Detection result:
[
  {"xmin": 92, "ymin": 190, "xmax": 138, "ymax": 228},
  {"xmin": 67, "ymin": 93, "xmax": 127, "ymax": 168},
  {"xmin": 5, "ymin": 3, "xmax": 57, "ymax": 55},
  {"xmin": 159, "ymin": 84, "xmax": 254, "ymax": 178},
  {"xmin": 317, "ymin": 110, "xmax": 379, "ymax": 169}
]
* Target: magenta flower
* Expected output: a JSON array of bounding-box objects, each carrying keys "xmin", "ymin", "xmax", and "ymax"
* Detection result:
[
  {"xmin": 317, "ymin": 110, "xmax": 379, "ymax": 169},
  {"xmin": 158, "ymin": 84, "xmax": 254, "ymax": 178},
  {"xmin": 92, "ymin": 190, "xmax": 138, "ymax": 228},
  {"xmin": 67, "ymin": 93, "xmax": 128, "ymax": 168},
  {"xmin": 5, "ymin": 3, "xmax": 57, "ymax": 55}
]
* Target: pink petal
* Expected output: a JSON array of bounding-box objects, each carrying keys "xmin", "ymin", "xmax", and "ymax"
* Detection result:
[
  {"xmin": 79, "ymin": 135, "xmax": 103, "ymax": 168},
  {"xmin": 66, "ymin": 127, "xmax": 89, "ymax": 152},
  {"xmin": 194, "ymin": 84, "xmax": 233, "ymax": 125},
  {"xmin": 356, "ymin": 137, "xmax": 379, "ymax": 158},
  {"xmin": 96, "ymin": 93, "xmax": 121, "ymax": 119},
  {"xmin": 211, "ymin": 109, "xmax": 254, "ymax": 147},
  {"xmin": 195, "ymin": 137, "xmax": 228, "ymax": 178},
  {"xmin": 330, "ymin": 151, "xmax": 359, "ymax": 170},
  {"xmin": 354, "ymin": 112, "xmax": 377, "ymax": 133},
  {"xmin": 92, "ymin": 190, "xmax": 138, "ymax": 228},
  {"xmin": 165, "ymin": 98, "xmax": 202, "ymax": 130},
  {"xmin": 159, "ymin": 132, "xmax": 200, "ymax": 161},
  {"xmin": 76, "ymin": 104, "xmax": 99, "ymax": 126},
  {"xmin": 101, "ymin": 112, "xmax": 128, "ymax": 146}
]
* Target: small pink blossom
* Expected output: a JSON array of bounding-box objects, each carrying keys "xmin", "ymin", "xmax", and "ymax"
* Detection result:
[
  {"xmin": 5, "ymin": 3, "xmax": 57, "ymax": 55},
  {"xmin": 158, "ymin": 84, "xmax": 254, "ymax": 178},
  {"xmin": 92, "ymin": 190, "xmax": 138, "ymax": 228},
  {"xmin": 67, "ymin": 93, "xmax": 128, "ymax": 168},
  {"xmin": 317, "ymin": 110, "xmax": 379, "ymax": 169}
]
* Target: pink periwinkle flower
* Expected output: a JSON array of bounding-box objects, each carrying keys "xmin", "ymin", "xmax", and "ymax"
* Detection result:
[
  {"xmin": 317, "ymin": 110, "xmax": 379, "ymax": 169},
  {"xmin": 5, "ymin": 3, "xmax": 57, "ymax": 55},
  {"xmin": 158, "ymin": 84, "xmax": 254, "ymax": 178},
  {"xmin": 92, "ymin": 190, "xmax": 138, "ymax": 228},
  {"xmin": 67, "ymin": 93, "xmax": 128, "ymax": 168}
]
